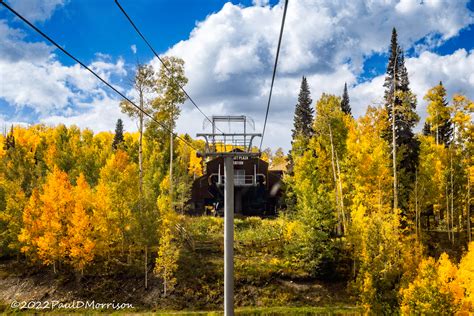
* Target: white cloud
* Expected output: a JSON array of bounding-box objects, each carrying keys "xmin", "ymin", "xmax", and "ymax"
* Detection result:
[
  {"xmin": 252, "ymin": 0, "xmax": 269, "ymax": 7},
  {"xmin": 41, "ymin": 94, "xmax": 135, "ymax": 133},
  {"xmin": 9, "ymin": 0, "xmax": 67, "ymax": 23},
  {"xmin": 163, "ymin": 0, "xmax": 473, "ymax": 150},
  {"xmin": 348, "ymin": 49, "xmax": 474, "ymax": 129},
  {"xmin": 0, "ymin": 115, "xmax": 30, "ymax": 133},
  {"xmin": 0, "ymin": 20, "xmax": 53, "ymax": 63},
  {"xmin": 407, "ymin": 49, "xmax": 474, "ymax": 122},
  {"xmin": 131, "ymin": 44, "xmax": 137, "ymax": 54},
  {"xmin": 351, "ymin": 76, "xmax": 386, "ymax": 116},
  {"xmin": 0, "ymin": 22, "xmax": 127, "ymax": 115},
  {"xmin": 0, "ymin": 56, "xmax": 127, "ymax": 115},
  {"xmin": 0, "ymin": 60, "xmax": 73, "ymax": 112},
  {"xmin": 1, "ymin": 0, "xmax": 474, "ymax": 151}
]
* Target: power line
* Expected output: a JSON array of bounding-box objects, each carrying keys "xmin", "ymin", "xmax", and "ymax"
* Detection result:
[
  {"xmin": 1, "ymin": 0, "xmax": 198, "ymax": 151},
  {"xmin": 114, "ymin": 0, "xmax": 224, "ymax": 135},
  {"xmin": 259, "ymin": 0, "xmax": 289, "ymax": 151}
]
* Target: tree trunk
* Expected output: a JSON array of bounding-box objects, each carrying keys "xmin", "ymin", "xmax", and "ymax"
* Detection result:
[
  {"xmin": 450, "ymin": 149, "xmax": 455, "ymax": 245},
  {"xmin": 335, "ymin": 149, "xmax": 346, "ymax": 231},
  {"xmin": 328, "ymin": 123, "xmax": 342, "ymax": 235},
  {"xmin": 170, "ymin": 131, "xmax": 173, "ymax": 205},
  {"xmin": 468, "ymin": 171, "xmax": 471, "ymax": 243},
  {"xmin": 144, "ymin": 246, "xmax": 148, "ymax": 290},
  {"xmin": 436, "ymin": 109, "xmax": 439, "ymax": 146},
  {"xmin": 415, "ymin": 168, "xmax": 419, "ymax": 240},
  {"xmin": 392, "ymin": 52, "xmax": 398, "ymax": 212},
  {"xmin": 139, "ymin": 83, "xmax": 146, "ymax": 289},
  {"xmin": 164, "ymin": 266, "xmax": 167, "ymax": 297},
  {"xmin": 446, "ymin": 183, "xmax": 451, "ymax": 242},
  {"xmin": 139, "ymin": 92, "xmax": 143, "ymax": 197}
]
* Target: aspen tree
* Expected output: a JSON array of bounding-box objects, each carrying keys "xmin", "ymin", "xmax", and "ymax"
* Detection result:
[
  {"xmin": 154, "ymin": 176, "xmax": 180, "ymax": 296},
  {"xmin": 67, "ymin": 174, "xmax": 95, "ymax": 274},
  {"xmin": 19, "ymin": 167, "xmax": 73, "ymax": 272},
  {"xmin": 121, "ymin": 63, "xmax": 155, "ymax": 289}
]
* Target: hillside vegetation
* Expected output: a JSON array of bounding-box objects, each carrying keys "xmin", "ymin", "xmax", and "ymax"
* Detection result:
[{"xmin": 0, "ymin": 29, "xmax": 473, "ymax": 314}]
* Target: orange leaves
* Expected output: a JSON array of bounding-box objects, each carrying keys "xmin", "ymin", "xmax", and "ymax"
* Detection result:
[
  {"xmin": 400, "ymin": 255, "xmax": 458, "ymax": 314},
  {"xmin": 19, "ymin": 189, "xmax": 41, "ymax": 256},
  {"xmin": 458, "ymin": 242, "xmax": 474, "ymax": 311},
  {"xmin": 437, "ymin": 253, "xmax": 464, "ymax": 305},
  {"xmin": 19, "ymin": 168, "xmax": 96, "ymax": 272},
  {"xmin": 19, "ymin": 167, "xmax": 72, "ymax": 266},
  {"xmin": 68, "ymin": 173, "xmax": 95, "ymax": 272},
  {"xmin": 400, "ymin": 245, "xmax": 474, "ymax": 314}
]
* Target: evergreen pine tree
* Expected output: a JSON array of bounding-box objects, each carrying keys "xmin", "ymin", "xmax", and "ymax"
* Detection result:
[
  {"xmin": 286, "ymin": 77, "xmax": 314, "ymax": 209},
  {"xmin": 112, "ymin": 119, "xmax": 125, "ymax": 150},
  {"xmin": 341, "ymin": 82, "xmax": 351, "ymax": 115},
  {"xmin": 290, "ymin": 76, "xmax": 314, "ymax": 159},
  {"xmin": 383, "ymin": 28, "xmax": 420, "ymax": 213},
  {"xmin": 436, "ymin": 83, "xmax": 452, "ymax": 146},
  {"xmin": 4, "ymin": 126, "xmax": 15, "ymax": 150},
  {"xmin": 422, "ymin": 122, "xmax": 432, "ymax": 136}
]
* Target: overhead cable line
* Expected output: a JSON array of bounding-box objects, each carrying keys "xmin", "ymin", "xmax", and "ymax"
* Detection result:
[
  {"xmin": 0, "ymin": 0, "xmax": 198, "ymax": 151},
  {"xmin": 114, "ymin": 0, "xmax": 225, "ymax": 135},
  {"xmin": 259, "ymin": 0, "xmax": 289, "ymax": 151}
]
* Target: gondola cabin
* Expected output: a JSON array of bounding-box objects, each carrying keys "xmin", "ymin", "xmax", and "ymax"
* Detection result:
[{"xmin": 190, "ymin": 149, "xmax": 283, "ymax": 216}]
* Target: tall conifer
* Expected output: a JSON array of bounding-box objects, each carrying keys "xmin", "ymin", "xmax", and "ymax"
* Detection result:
[
  {"xmin": 341, "ymin": 82, "xmax": 351, "ymax": 115},
  {"xmin": 383, "ymin": 28, "xmax": 420, "ymax": 213},
  {"xmin": 112, "ymin": 119, "xmax": 124, "ymax": 150},
  {"xmin": 290, "ymin": 76, "xmax": 314, "ymax": 160},
  {"xmin": 292, "ymin": 77, "xmax": 314, "ymax": 139},
  {"xmin": 4, "ymin": 126, "xmax": 15, "ymax": 150}
]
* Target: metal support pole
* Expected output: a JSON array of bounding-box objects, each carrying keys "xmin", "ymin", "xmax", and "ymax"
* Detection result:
[{"xmin": 224, "ymin": 156, "xmax": 234, "ymax": 316}]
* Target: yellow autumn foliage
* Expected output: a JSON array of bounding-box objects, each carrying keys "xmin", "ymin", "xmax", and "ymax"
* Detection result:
[
  {"xmin": 19, "ymin": 167, "xmax": 73, "ymax": 269},
  {"xmin": 188, "ymin": 149, "xmax": 203, "ymax": 178},
  {"xmin": 458, "ymin": 242, "xmax": 474, "ymax": 311},
  {"xmin": 66, "ymin": 174, "xmax": 95, "ymax": 272},
  {"xmin": 19, "ymin": 169, "xmax": 96, "ymax": 272},
  {"xmin": 155, "ymin": 176, "xmax": 180, "ymax": 296},
  {"xmin": 400, "ymin": 245, "xmax": 474, "ymax": 314}
]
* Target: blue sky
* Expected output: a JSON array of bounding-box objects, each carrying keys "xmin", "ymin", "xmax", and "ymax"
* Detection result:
[{"xmin": 1, "ymin": 0, "xmax": 473, "ymax": 150}]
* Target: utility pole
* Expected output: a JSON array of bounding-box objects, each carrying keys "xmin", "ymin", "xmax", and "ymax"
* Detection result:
[
  {"xmin": 224, "ymin": 156, "xmax": 234, "ymax": 315},
  {"xmin": 197, "ymin": 115, "xmax": 261, "ymax": 316}
]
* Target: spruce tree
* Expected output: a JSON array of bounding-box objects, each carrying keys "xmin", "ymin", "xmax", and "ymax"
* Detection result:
[
  {"xmin": 286, "ymin": 76, "xmax": 314, "ymax": 210},
  {"xmin": 290, "ymin": 76, "xmax": 314, "ymax": 158},
  {"xmin": 422, "ymin": 122, "xmax": 432, "ymax": 136},
  {"xmin": 4, "ymin": 126, "xmax": 15, "ymax": 150},
  {"xmin": 112, "ymin": 119, "xmax": 125, "ymax": 150},
  {"xmin": 341, "ymin": 82, "xmax": 351, "ymax": 115},
  {"xmin": 383, "ymin": 28, "xmax": 420, "ymax": 213}
]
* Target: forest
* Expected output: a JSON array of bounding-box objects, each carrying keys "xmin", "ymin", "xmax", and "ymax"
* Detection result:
[{"xmin": 0, "ymin": 28, "xmax": 473, "ymax": 314}]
